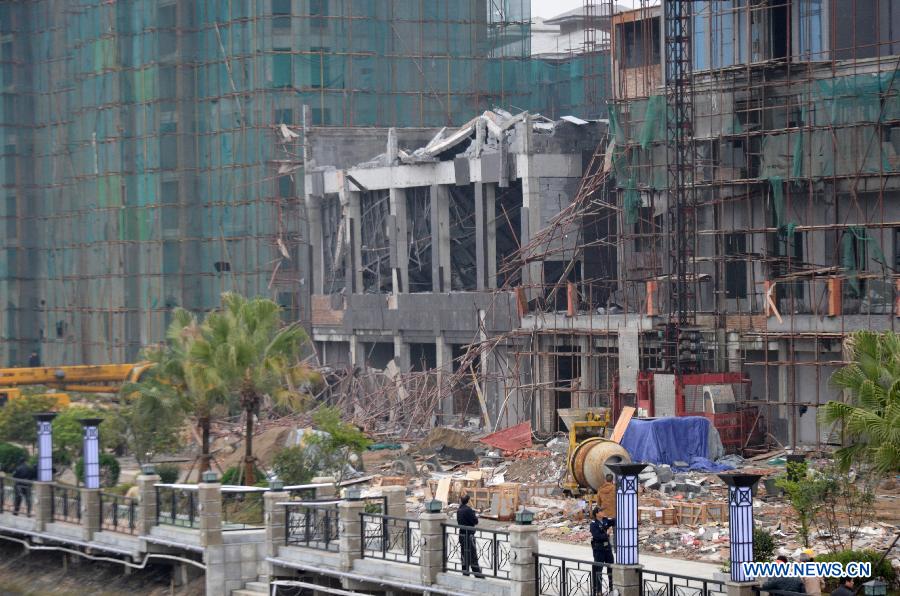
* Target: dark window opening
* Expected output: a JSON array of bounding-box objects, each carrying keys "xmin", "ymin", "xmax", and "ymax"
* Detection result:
[
  {"xmin": 276, "ymin": 108, "xmax": 293, "ymax": 124},
  {"xmin": 309, "ymin": 47, "xmax": 329, "ymax": 89},
  {"xmin": 495, "ymin": 182, "xmax": 523, "ymax": 288},
  {"xmin": 273, "ymin": 0, "xmax": 291, "ymax": 30},
  {"xmin": 277, "ymin": 175, "xmax": 294, "ymax": 198},
  {"xmin": 619, "ymin": 17, "xmax": 661, "ymax": 68},
  {"xmin": 409, "ymin": 343, "xmax": 437, "ymax": 372},
  {"xmin": 310, "ymin": 0, "xmax": 327, "ymax": 28},
  {"xmin": 448, "ymin": 186, "xmax": 477, "ymax": 291},
  {"xmin": 363, "ymin": 342, "xmax": 394, "ymax": 370},
  {"xmin": 360, "ymin": 190, "xmax": 391, "ymax": 294},
  {"xmin": 407, "ymin": 186, "xmax": 432, "ymax": 293},
  {"xmin": 273, "ymin": 49, "xmax": 292, "ymax": 88},
  {"xmin": 769, "ymin": 0, "xmax": 790, "ymax": 60},
  {"xmin": 725, "ymin": 233, "xmax": 747, "ymax": 299},
  {"xmin": 554, "ymin": 346, "xmax": 581, "ymax": 433},
  {"xmin": 214, "ymin": 261, "xmax": 231, "ymax": 273}
]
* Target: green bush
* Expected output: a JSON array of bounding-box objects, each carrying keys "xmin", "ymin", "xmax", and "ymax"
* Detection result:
[
  {"xmin": 155, "ymin": 463, "xmax": 181, "ymax": 484},
  {"xmin": 0, "ymin": 394, "xmax": 59, "ymax": 443},
  {"xmin": 0, "ymin": 442, "xmax": 28, "ymax": 472},
  {"xmin": 221, "ymin": 465, "xmax": 264, "ymax": 486},
  {"xmin": 272, "ymin": 445, "xmax": 318, "ymax": 485},
  {"xmin": 75, "ymin": 453, "xmax": 121, "ymax": 488},
  {"xmin": 753, "ymin": 527, "xmax": 777, "ymax": 563},
  {"xmin": 815, "ymin": 550, "xmax": 896, "ymax": 589}
]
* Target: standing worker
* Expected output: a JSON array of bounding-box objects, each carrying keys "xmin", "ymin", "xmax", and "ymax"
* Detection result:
[
  {"xmin": 457, "ymin": 495, "xmax": 484, "ymax": 578},
  {"xmin": 798, "ymin": 551, "xmax": 823, "ymax": 596},
  {"xmin": 28, "ymin": 351, "xmax": 40, "ymax": 367},
  {"xmin": 12, "ymin": 459, "xmax": 36, "ymax": 515},
  {"xmin": 589, "ymin": 505, "xmax": 615, "ymax": 595}
]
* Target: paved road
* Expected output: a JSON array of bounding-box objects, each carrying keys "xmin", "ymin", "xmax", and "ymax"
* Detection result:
[{"xmin": 539, "ymin": 540, "xmax": 722, "ymax": 580}]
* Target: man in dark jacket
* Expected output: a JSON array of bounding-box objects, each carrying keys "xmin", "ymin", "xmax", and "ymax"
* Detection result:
[
  {"xmin": 12, "ymin": 460, "xmax": 36, "ymax": 515},
  {"xmin": 589, "ymin": 505, "xmax": 615, "ymax": 594},
  {"xmin": 457, "ymin": 495, "xmax": 484, "ymax": 577},
  {"xmin": 761, "ymin": 556, "xmax": 806, "ymax": 594},
  {"xmin": 830, "ymin": 578, "xmax": 854, "ymax": 596}
]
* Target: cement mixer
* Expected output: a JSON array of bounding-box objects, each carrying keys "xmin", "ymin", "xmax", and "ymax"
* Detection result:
[{"xmin": 558, "ymin": 409, "xmax": 631, "ymax": 506}]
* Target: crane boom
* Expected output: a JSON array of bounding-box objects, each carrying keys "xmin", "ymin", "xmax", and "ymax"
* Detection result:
[{"xmin": 0, "ymin": 363, "xmax": 153, "ymax": 394}]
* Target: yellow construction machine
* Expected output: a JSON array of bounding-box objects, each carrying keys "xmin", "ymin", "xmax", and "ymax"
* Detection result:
[
  {"xmin": 0, "ymin": 363, "xmax": 153, "ymax": 409},
  {"xmin": 559, "ymin": 408, "xmax": 631, "ymax": 513}
]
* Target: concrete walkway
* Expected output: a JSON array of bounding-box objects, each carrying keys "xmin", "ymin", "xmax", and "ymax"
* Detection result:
[{"xmin": 539, "ymin": 540, "xmax": 722, "ymax": 580}]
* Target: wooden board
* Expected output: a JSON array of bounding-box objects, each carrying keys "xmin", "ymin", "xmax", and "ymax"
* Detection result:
[
  {"xmin": 435, "ymin": 477, "xmax": 451, "ymax": 505},
  {"xmin": 611, "ymin": 406, "xmax": 636, "ymax": 443}
]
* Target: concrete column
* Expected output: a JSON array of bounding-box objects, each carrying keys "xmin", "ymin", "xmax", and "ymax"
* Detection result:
[
  {"xmin": 263, "ymin": 489, "xmax": 289, "ymax": 581},
  {"xmin": 485, "ymin": 184, "xmax": 497, "ymax": 289},
  {"xmin": 349, "ymin": 336, "xmax": 364, "ymax": 368},
  {"xmin": 338, "ymin": 499, "xmax": 367, "ymax": 572},
  {"xmin": 347, "ymin": 189, "xmax": 363, "ymax": 293},
  {"xmin": 310, "ymin": 476, "xmax": 336, "ymax": 500},
  {"xmin": 430, "ymin": 185, "xmax": 451, "ymax": 293},
  {"xmin": 418, "ymin": 511, "xmax": 447, "ymax": 585},
  {"xmin": 136, "ymin": 473, "xmax": 161, "ymax": 535},
  {"xmin": 198, "ymin": 481, "xmax": 223, "ymax": 548},
  {"xmin": 435, "ymin": 335, "xmax": 454, "ymax": 423},
  {"xmin": 475, "ymin": 183, "xmax": 487, "ymax": 290},
  {"xmin": 33, "ymin": 482, "xmax": 52, "ymax": 532},
  {"xmin": 381, "ymin": 486, "xmax": 406, "ymax": 518},
  {"xmin": 518, "ymin": 117, "xmax": 542, "ymax": 295},
  {"xmin": 612, "ymin": 564, "xmax": 643, "ymax": 596},
  {"xmin": 306, "ymin": 194, "xmax": 325, "ymax": 294},
  {"xmin": 81, "ymin": 488, "xmax": 100, "ymax": 541},
  {"xmin": 508, "ymin": 524, "xmax": 540, "ymax": 596},
  {"xmin": 390, "ymin": 187, "xmax": 408, "ymax": 295},
  {"xmin": 393, "ymin": 337, "xmax": 411, "ymax": 372}
]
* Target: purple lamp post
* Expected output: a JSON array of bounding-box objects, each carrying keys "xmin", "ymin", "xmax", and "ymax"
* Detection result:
[
  {"xmin": 718, "ymin": 473, "xmax": 762, "ymax": 582},
  {"xmin": 607, "ymin": 462, "xmax": 648, "ymax": 566}
]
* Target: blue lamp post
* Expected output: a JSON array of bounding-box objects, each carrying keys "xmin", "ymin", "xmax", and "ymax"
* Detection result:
[{"xmin": 607, "ymin": 462, "xmax": 648, "ymax": 566}]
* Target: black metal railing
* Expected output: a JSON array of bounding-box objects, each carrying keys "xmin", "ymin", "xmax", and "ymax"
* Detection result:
[
  {"xmin": 751, "ymin": 587, "xmax": 810, "ymax": 596},
  {"xmin": 155, "ymin": 484, "xmax": 198, "ymax": 528},
  {"xmin": 0, "ymin": 476, "xmax": 34, "ymax": 517},
  {"xmin": 221, "ymin": 486, "xmax": 266, "ymax": 530},
  {"xmin": 50, "ymin": 484, "xmax": 81, "ymax": 524},
  {"xmin": 442, "ymin": 523, "xmax": 511, "ymax": 580},
  {"xmin": 641, "ymin": 569, "xmax": 727, "ymax": 596},
  {"xmin": 535, "ymin": 553, "xmax": 614, "ymax": 596},
  {"xmin": 284, "ymin": 502, "xmax": 340, "ymax": 551},
  {"xmin": 360, "ymin": 513, "xmax": 421, "ymax": 564},
  {"xmin": 99, "ymin": 492, "xmax": 137, "ymax": 534}
]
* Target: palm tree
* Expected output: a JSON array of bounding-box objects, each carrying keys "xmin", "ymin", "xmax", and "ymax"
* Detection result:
[
  {"xmin": 821, "ymin": 330, "xmax": 900, "ymax": 474},
  {"xmin": 192, "ymin": 293, "xmax": 308, "ymax": 485},
  {"xmin": 122, "ymin": 308, "xmax": 228, "ymax": 475}
]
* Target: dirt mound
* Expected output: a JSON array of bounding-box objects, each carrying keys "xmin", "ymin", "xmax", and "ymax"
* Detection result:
[
  {"xmin": 505, "ymin": 452, "xmax": 567, "ymax": 483},
  {"xmin": 411, "ymin": 427, "xmax": 477, "ymax": 454}
]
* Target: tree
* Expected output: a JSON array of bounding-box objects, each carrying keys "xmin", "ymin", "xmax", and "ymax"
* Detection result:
[
  {"xmin": 821, "ymin": 330, "xmax": 900, "ymax": 474},
  {"xmin": 192, "ymin": 293, "xmax": 309, "ymax": 485},
  {"xmin": 0, "ymin": 393, "xmax": 59, "ymax": 444},
  {"xmin": 775, "ymin": 460, "xmax": 826, "ymax": 548},
  {"xmin": 813, "ymin": 464, "xmax": 876, "ymax": 553},
  {"xmin": 122, "ymin": 308, "xmax": 228, "ymax": 473}
]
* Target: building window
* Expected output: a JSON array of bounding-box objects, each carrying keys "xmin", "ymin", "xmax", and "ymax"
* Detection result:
[
  {"xmin": 158, "ymin": 4, "xmax": 177, "ymax": 55},
  {"xmin": 5, "ymin": 195, "xmax": 15, "ymax": 241},
  {"xmin": 161, "ymin": 181, "xmax": 178, "ymax": 232},
  {"xmin": 619, "ymin": 18, "xmax": 660, "ymax": 68},
  {"xmin": 273, "ymin": 0, "xmax": 291, "ymax": 30},
  {"xmin": 272, "ymin": 49, "xmax": 292, "ymax": 88},
  {"xmin": 277, "ymin": 175, "xmax": 294, "ymax": 198},
  {"xmin": 725, "ymin": 233, "xmax": 747, "ymax": 299},
  {"xmin": 310, "ymin": 0, "xmax": 327, "ymax": 29},
  {"xmin": 309, "ymin": 47, "xmax": 328, "ymax": 88},
  {"xmin": 797, "ymin": 0, "xmax": 826, "ymax": 60},
  {"xmin": 160, "ymin": 122, "xmax": 177, "ymax": 170},
  {"xmin": 276, "ymin": 108, "xmax": 293, "ymax": 124},
  {"xmin": 633, "ymin": 207, "xmax": 660, "ymax": 253}
]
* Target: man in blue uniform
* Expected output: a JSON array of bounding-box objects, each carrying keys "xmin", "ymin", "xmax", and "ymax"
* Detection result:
[{"xmin": 590, "ymin": 505, "xmax": 615, "ymax": 594}]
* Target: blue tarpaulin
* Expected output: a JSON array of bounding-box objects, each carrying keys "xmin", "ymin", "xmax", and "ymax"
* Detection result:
[{"xmin": 619, "ymin": 417, "xmax": 735, "ymax": 472}]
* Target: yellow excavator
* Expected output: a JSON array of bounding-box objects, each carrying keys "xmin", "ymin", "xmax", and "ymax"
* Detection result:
[{"xmin": 0, "ymin": 363, "xmax": 153, "ymax": 409}]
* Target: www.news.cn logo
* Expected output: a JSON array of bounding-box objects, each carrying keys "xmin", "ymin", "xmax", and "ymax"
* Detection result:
[{"xmin": 741, "ymin": 562, "xmax": 873, "ymax": 578}]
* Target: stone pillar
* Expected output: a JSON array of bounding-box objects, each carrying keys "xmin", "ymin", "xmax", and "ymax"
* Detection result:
[
  {"xmin": 198, "ymin": 480, "xmax": 223, "ymax": 548},
  {"xmin": 311, "ymin": 476, "xmax": 337, "ymax": 500},
  {"xmin": 726, "ymin": 581, "xmax": 759, "ymax": 596},
  {"xmin": 33, "ymin": 481, "xmax": 52, "ymax": 532},
  {"xmin": 508, "ymin": 523, "xmax": 540, "ymax": 596},
  {"xmin": 263, "ymin": 489, "xmax": 289, "ymax": 581},
  {"xmin": 338, "ymin": 498, "xmax": 367, "ymax": 572},
  {"xmin": 381, "ymin": 486, "xmax": 406, "ymax": 518},
  {"xmin": 418, "ymin": 511, "xmax": 447, "ymax": 585},
  {"xmin": 81, "ymin": 488, "xmax": 100, "ymax": 541},
  {"xmin": 612, "ymin": 564, "xmax": 643, "ymax": 596},
  {"xmin": 719, "ymin": 473, "xmax": 762, "ymax": 583},
  {"xmin": 136, "ymin": 471, "xmax": 161, "ymax": 535},
  {"xmin": 393, "ymin": 337, "xmax": 411, "ymax": 372}
]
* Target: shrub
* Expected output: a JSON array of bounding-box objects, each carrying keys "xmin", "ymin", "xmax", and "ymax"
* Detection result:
[
  {"xmin": 0, "ymin": 442, "xmax": 28, "ymax": 472},
  {"xmin": 0, "ymin": 394, "xmax": 59, "ymax": 443},
  {"xmin": 753, "ymin": 527, "xmax": 777, "ymax": 563},
  {"xmin": 272, "ymin": 445, "xmax": 318, "ymax": 485},
  {"xmin": 221, "ymin": 465, "xmax": 264, "ymax": 486},
  {"xmin": 815, "ymin": 550, "xmax": 896, "ymax": 590},
  {"xmin": 155, "ymin": 463, "xmax": 181, "ymax": 484},
  {"xmin": 75, "ymin": 453, "xmax": 121, "ymax": 488}
]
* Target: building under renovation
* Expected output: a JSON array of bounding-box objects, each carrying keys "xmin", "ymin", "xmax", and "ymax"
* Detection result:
[
  {"xmin": 306, "ymin": 0, "xmax": 900, "ymax": 451},
  {"xmin": 0, "ymin": 0, "xmax": 612, "ymax": 366}
]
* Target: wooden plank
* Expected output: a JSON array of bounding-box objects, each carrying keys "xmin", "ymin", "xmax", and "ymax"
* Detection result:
[
  {"xmin": 435, "ymin": 477, "xmax": 451, "ymax": 505},
  {"xmin": 611, "ymin": 406, "xmax": 636, "ymax": 443}
]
